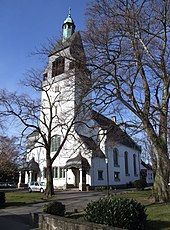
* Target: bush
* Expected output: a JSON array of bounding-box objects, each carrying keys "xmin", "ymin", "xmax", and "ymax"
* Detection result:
[
  {"xmin": 84, "ymin": 197, "xmax": 147, "ymax": 230},
  {"xmin": 134, "ymin": 179, "xmax": 147, "ymax": 191},
  {"xmin": 0, "ymin": 192, "xmax": 5, "ymax": 207},
  {"xmin": 43, "ymin": 201, "xmax": 65, "ymax": 216}
]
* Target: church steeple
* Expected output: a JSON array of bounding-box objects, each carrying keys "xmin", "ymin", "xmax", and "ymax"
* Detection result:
[{"xmin": 62, "ymin": 8, "xmax": 76, "ymax": 42}]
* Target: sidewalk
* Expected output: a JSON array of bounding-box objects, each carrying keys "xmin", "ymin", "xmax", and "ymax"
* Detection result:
[
  {"xmin": 0, "ymin": 201, "xmax": 44, "ymax": 229},
  {"xmin": 0, "ymin": 216, "xmax": 38, "ymax": 230}
]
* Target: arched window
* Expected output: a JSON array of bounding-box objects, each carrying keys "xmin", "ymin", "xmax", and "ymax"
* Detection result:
[
  {"xmin": 124, "ymin": 151, "xmax": 129, "ymax": 175},
  {"xmin": 133, "ymin": 154, "xmax": 137, "ymax": 176},
  {"xmin": 51, "ymin": 135, "xmax": 61, "ymax": 152},
  {"xmin": 113, "ymin": 148, "xmax": 119, "ymax": 167}
]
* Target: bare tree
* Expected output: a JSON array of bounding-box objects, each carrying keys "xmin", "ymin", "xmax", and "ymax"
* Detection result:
[
  {"xmin": 84, "ymin": 0, "xmax": 170, "ymax": 202},
  {"xmin": 0, "ymin": 135, "xmax": 20, "ymax": 183}
]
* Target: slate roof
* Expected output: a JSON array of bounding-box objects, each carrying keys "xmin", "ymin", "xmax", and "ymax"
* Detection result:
[
  {"xmin": 141, "ymin": 160, "xmax": 153, "ymax": 170},
  {"xmin": 49, "ymin": 31, "xmax": 86, "ymax": 63},
  {"xmin": 79, "ymin": 134, "xmax": 105, "ymax": 158},
  {"xmin": 92, "ymin": 110, "xmax": 141, "ymax": 151}
]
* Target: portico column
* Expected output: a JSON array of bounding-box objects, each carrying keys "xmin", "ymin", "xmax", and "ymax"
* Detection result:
[
  {"xmin": 25, "ymin": 171, "xmax": 29, "ymax": 184},
  {"xmin": 63, "ymin": 169, "xmax": 68, "ymax": 190},
  {"xmin": 29, "ymin": 171, "xmax": 33, "ymax": 183},
  {"xmin": 17, "ymin": 171, "xmax": 22, "ymax": 188},
  {"xmin": 79, "ymin": 168, "xmax": 83, "ymax": 191}
]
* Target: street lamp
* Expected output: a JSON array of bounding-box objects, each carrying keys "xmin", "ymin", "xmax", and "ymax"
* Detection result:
[{"xmin": 105, "ymin": 157, "xmax": 109, "ymax": 196}]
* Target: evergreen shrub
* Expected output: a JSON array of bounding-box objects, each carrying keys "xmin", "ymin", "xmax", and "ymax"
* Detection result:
[
  {"xmin": 43, "ymin": 201, "xmax": 65, "ymax": 216},
  {"xmin": 0, "ymin": 192, "xmax": 5, "ymax": 207},
  {"xmin": 84, "ymin": 197, "xmax": 147, "ymax": 230},
  {"xmin": 134, "ymin": 179, "xmax": 147, "ymax": 190}
]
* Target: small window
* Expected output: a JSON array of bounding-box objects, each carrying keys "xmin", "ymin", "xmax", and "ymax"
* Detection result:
[
  {"xmin": 98, "ymin": 170, "xmax": 103, "ymax": 180},
  {"xmin": 69, "ymin": 61, "xmax": 75, "ymax": 70},
  {"xmin": 53, "ymin": 85, "xmax": 59, "ymax": 92},
  {"xmin": 51, "ymin": 135, "xmax": 61, "ymax": 152},
  {"xmin": 43, "ymin": 72, "xmax": 48, "ymax": 80},
  {"xmin": 114, "ymin": 171, "xmax": 120, "ymax": 181},
  {"xmin": 55, "ymin": 106, "xmax": 57, "ymax": 115},
  {"xmin": 52, "ymin": 57, "xmax": 65, "ymax": 77}
]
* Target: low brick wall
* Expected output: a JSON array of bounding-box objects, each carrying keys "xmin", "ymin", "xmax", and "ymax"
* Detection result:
[{"xmin": 35, "ymin": 213, "xmax": 126, "ymax": 230}]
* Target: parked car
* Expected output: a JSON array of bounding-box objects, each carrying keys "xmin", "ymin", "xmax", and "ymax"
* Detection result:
[
  {"xmin": 7, "ymin": 182, "xmax": 16, "ymax": 188},
  {"xmin": 28, "ymin": 181, "xmax": 46, "ymax": 193},
  {"xmin": 0, "ymin": 182, "xmax": 16, "ymax": 188}
]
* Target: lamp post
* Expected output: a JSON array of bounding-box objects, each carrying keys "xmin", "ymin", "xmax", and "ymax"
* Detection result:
[{"xmin": 105, "ymin": 157, "xmax": 109, "ymax": 196}]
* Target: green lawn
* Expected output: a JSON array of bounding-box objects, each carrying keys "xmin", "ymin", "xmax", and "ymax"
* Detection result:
[
  {"xmin": 116, "ymin": 190, "xmax": 170, "ymax": 230},
  {"xmin": 4, "ymin": 190, "xmax": 170, "ymax": 230},
  {"xmin": 5, "ymin": 191, "xmax": 48, "ymax": 206}
]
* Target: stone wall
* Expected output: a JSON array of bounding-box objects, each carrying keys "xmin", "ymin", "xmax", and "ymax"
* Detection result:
[{"xmin": 35, "ymin": 213, "xmax": 126, "ymax": 230}]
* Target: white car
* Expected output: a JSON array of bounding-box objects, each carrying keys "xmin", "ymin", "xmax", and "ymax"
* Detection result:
[{"xmin": 28, "ymin": 181, "xmax": 46, "ymax": 193}]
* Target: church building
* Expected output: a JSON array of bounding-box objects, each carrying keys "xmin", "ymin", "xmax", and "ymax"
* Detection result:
[{"xmin": 21, "ymin": 10, "xmax": 141, "ymax": 190}]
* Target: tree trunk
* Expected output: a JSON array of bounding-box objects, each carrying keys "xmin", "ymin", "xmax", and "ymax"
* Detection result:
[
  {"xmin": 45, "ymin": 158, "xmax": 54, "ymax": 197},
  {"xmin": 152, "ymin": 146, "xmax": 170, "ymax": 202}
]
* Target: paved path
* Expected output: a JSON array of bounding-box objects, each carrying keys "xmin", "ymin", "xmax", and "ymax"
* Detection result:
[{"xmin": 0, "ymin": 215, "xmax": 38, "ymax": 230}]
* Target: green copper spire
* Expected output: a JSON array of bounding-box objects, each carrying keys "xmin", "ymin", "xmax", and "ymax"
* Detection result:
[{"xmin": 62, "ymin": 8, "xmax": 75, "ymax": 42}]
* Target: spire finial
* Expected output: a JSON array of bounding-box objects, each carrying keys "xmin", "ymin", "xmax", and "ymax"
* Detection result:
[{"xmin": 68, "ymin": 7, "xmax": 71, "ymax": 17}]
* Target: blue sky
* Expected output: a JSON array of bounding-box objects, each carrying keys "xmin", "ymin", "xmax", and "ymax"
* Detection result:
[{"xmin": 0, "ymin": 0, "xmax": 91, "ymax": 92}]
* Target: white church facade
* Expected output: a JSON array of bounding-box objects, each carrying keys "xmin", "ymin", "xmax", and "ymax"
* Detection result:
[{"xmin": 20, "ymin": 11, "xmax": 141, "ymax": 191}]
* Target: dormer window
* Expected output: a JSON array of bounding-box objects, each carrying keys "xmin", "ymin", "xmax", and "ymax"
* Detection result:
[{"xmin": 52, "ymin": 57, "xmax": 65, "ymax": 77}]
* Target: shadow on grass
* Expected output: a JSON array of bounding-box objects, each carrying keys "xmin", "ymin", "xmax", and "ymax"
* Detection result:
[
  {"xmin": 147, "ymin": 220, "xmax": 170, "ymax": 230},
  {"xmin": 5, "ymin": 202, "xmax": 27, "ymax": 207},
  {"xmin": 4, "ymin": 199, "xmax": 49, "ymax": 208}
]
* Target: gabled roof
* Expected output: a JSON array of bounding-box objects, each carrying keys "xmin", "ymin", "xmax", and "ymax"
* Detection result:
[
  {"xmin": 65, "ymin": 152, "xmax": 90, "ymax": 170},
  {"xmin": 79, "ymin": 134, "xmax": 105, "ymax": 158},
  {"xmin": 27, "ymin": 157, "xmax": 40, "ymax": 172},
  {"xmin": 92, "ymin": 110, "xmax": 141, "ymax": 151}
]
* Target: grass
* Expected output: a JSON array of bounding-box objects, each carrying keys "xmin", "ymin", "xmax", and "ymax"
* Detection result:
[
  {"xmin": 115, "ymin": 190, "xmax": 170, "ymax": 230},
  {"xmin": 5, "ymin": 191, "xmax": 48, "ymax": 207}
]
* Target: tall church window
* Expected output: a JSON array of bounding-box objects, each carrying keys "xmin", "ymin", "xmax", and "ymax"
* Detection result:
[
  {"xmin": 133, "ymin": 154, "xmax": 137, "ymax": 176},
  {"xmin": 52, "ymin": 167, "xmax": 58, "ymax": 178},
  {"xmin": 51, "ymin": 135, "xmax": 61, "ymax": 152},
  {"xmin": 124, "ymin": 151, "xmax": 129, "ymax": 176},
  {"xmin": 113, "ymin": 148, "xmax": 119, "ymax": 167},
  {"xmin": 52, "ymin": 57, "xmax": 65, "ymax": 77},
  {"xmin": 59, "ymin": 167, "xmax": 65, "ymax": 178}
]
